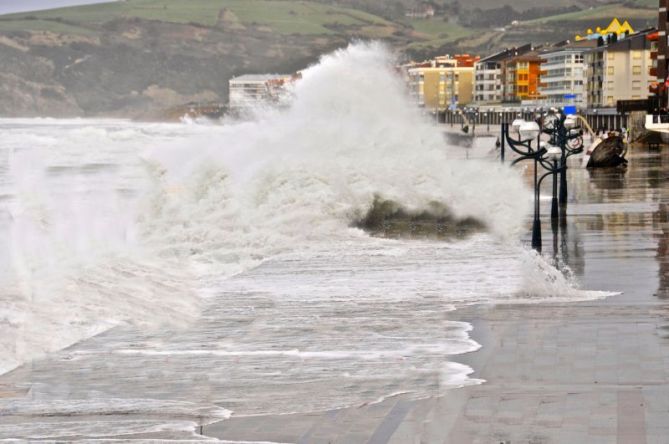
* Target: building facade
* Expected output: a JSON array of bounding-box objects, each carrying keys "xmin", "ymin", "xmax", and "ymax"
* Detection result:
[
  {"xmin": 503, "ymin": 53, "xmax": 543, "ymax": 102},
  {"xmin": 585, "ymin": 30, "xmax": 654, "ymax": 108},
  {"xmin": 473, "ymin": 45, "xmax": 532, "ymax": 105},
  {"xmin": 539, "ymin": 43, "xmax": 594, "ymax": 109},
  {"xmin": 406, "ymin": 55, "xmax": 478, "ymax": 110},
  {"xmin": 649, "ymin": 1, "xmax": 669, "ymax": 108}
]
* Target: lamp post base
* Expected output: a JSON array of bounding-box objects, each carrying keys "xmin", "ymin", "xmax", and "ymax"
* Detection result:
[
  {"xmin": 532, "ymin": 217, "xmax": 542, "ymax": 253},
  {"xmin": 560, "ymin": 166, "xmax": 568, "ymax": 205}
]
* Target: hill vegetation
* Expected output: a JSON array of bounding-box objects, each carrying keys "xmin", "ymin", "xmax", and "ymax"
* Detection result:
[{"xmin": 0, "ymin": 0, "xmax": 658, "ymax": 117}]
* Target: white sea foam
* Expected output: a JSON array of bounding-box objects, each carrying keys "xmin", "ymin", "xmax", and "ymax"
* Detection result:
[
  {"xmin": 0, "ymin": 43, "xmax": 609, "ymax": 438},
  {"xmin": 0, "ymin": 398, "xmax": 230, "ymax": 440}
]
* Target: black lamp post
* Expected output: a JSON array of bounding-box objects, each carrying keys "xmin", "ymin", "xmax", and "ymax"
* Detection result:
[
  {"xmin": 501, "ymin": 117, "xmax": 568, "ymax": 252},
  {"xmin": 538, "ymin": 146, "xmax": 565, "ymax": 229},
  {"xmin": 541, "ymin": 112, "xmax": 584, "ymax": 207},
  {"xmin": 501, "ymin": 119, "xmax": 544, "ymax": 251}
]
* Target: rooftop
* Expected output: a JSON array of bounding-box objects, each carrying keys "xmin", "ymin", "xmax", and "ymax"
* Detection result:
[{"xmin": 477, "ymin": 44, "xmax": 533, "ymax": 64}]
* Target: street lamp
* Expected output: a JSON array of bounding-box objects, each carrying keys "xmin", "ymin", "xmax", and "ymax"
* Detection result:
[
  {"xmin": 501, "ymin": 118, "xmax": 546, "ymax": 251},
  {"xmin": 519, "ymin": 120, "xmax": 540, "ymax": 142},
  {"xmin": 542, "ymin": 145, "xmax": 564, "ymax": 226},
  {"xmin": 542, "ymin": 112, "xmax": 584, "ymax": 207}
]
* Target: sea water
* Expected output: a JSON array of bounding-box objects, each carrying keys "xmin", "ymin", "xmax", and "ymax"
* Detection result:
[{"xmin": 0, "ymin": 43, "xmax": 609, "ymax": 440}]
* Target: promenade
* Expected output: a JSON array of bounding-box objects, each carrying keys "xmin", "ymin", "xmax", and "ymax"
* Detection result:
[
  {"xmin": 207, "ymin": 146, "xmax": 669, "ymax": 443},
  {"xmin": 0, "ymin": 142, "xmax": 665, "ymax": 443}
]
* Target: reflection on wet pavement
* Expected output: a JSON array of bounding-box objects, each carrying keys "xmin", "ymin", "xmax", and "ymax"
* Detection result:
[{"xmin": 547, "ymin": 146, "xmax": 668, "ymax": 303}]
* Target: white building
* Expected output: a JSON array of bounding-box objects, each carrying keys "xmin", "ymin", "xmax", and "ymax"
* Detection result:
[
  {"xmin": 474, "ymin": 45, "xmax": 532, "ymax": 105},
  {"xmin": 585, "ymin": 31, "xmax": 654, "ymax": 109},
  {"xmin": 539, "ymin": 43, "xmax": 593, "ymax": 109},
  {"xmin": 474, "ymin": 56, "xmax": 503, "ymax": 104},
  {"xmin": 228, "ymin": 74, "xmax": 296, "ymax": 112}
]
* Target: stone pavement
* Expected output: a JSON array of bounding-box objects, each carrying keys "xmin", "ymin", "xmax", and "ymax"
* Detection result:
[
  {"xmin": 206, "ymin": 147, "xmax": 669, "ymax": 443},
  {"xmin": 205, "ymin": 299, "xmax": 669, "ymax": 443}
]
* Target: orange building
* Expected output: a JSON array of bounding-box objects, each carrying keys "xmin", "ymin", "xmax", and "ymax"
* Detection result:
[
  {"xmin": 453, "ymin": 54, "xmax": 479, "ymax": 68},
  {"xmin": 503, "ymin": 53, "xmax": 544, "ymax": 102}
]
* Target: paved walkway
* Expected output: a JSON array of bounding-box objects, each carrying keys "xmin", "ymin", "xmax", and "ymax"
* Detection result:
[
  {"xmin": 206, "ymin": 300, "xmax": 669, "ymax": 443},
  {"xmin": 206, "ymin": 147, "xmax": 669, "ymax": 443}
]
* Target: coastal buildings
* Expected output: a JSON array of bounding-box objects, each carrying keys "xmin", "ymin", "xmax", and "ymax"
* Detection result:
[
  {"xmin": 649, "ymin": 2, "xmax": 669, "ymax": 108},
  {"xmin": 585, "ymin": 29, "xmax": 654, "ymax": 108},
  {"xmin": 502, "ymin": 52, "xmax": 544, "ymax": 102},
  {"xmin": 473, "ymin": 45, "xmax": 532, "ymax": 104},
  {"xmin": 406, "ymin": 55, "xmax": 479, "ymax": 110},
  {"xmin": 539, "ymin": 41, "xmax": 595, "ymax": 109},
  {"xmin": 228, "ymin": 74, "xmax": 297, "ymax": 112}
]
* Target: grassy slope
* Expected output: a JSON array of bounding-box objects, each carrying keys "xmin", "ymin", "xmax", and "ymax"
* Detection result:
[
  {"xmin": 0, "ymin": 0, "xmax": 394, "ymax": 36},
  {"xmin": 0, "ymin": 0, "xmax": 657, "ymax": 53},
  {"xmin": 406, "ymin": 18, "xmax": 475, "ymax": 50},
  {"xmin": 524, "ymin": 4, "xmax": 655, "ymax": 25}
]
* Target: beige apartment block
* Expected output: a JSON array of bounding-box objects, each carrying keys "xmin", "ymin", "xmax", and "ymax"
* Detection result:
[
  {"xmin": 586, "ymin": 30, "xmax": 654, "ymax": 108},
  {"xmin": 408, "ymin": 66, "xmax": 474, "ymax": 110},
  {"xmin": 406, "ymin": 56, "xmax": 478, "ymax": 110}
]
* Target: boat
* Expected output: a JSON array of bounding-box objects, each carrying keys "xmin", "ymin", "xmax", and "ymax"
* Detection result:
[
  {"xmin": 581, "ymin": 132, "xmax": 627, "ymax": 168},
  {"xmin": 645, "ymin": 113, "xmax": 669, "ymax": 134}
]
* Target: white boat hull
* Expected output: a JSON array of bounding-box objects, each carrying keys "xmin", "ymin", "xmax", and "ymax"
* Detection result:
[{"xmin": 645, "ymin": 114, "xmax": 669, "ymax": 134}]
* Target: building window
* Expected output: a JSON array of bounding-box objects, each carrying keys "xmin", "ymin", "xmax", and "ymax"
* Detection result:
[
  {"xmin": 633, "ymin": 51, "xmax": 642, "ymax": 60},
  {"xmin": 633, "ymin": 65, "xmax": 642, "ymax": 75},
  {"xmin": 608, "ymin": 66, "xmax": 614, "ymax": 75},
  {"xmin": 633, "ymin": 80, "xmax": 641, "ymax": 90}
]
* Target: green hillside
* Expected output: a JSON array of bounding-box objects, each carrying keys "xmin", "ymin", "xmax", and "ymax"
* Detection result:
[
  {"xmin": 0, "ymin": 0, "xmax": 394, "ymax": 36},
  {"xmin": 0, "ymin": 0, "xmax": 659, "ymax": 118},
  {"xmin": 0, "ymin": 0, "xmax": 658, "ymax": 51},
  {"xmin": 524, "ymin": 4, "xmax": 655, "ymax": 25}
]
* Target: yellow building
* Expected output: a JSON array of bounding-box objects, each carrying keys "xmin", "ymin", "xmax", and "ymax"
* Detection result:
[
  {"xmin": 406, "ymin": 55, "xmax": 477, "ymax": 110},
  {"xmin": 576, "ymin": 18, "xmax": 634, "ymax": 41}
]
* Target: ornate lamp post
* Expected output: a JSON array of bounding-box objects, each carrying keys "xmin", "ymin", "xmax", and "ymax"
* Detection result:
[
  {"xmin": 539, "ymin": 145, "xmax": 565, "ymax": 228},
  {"xmin": 542, "ymin": 112, "xmax": 584, "ymax": 206},
  {"xmin": 501, "ymin": 118, "xmax": 567, "ymax": 252},
  {"xmin": 501, "ymin": 119, "xmax": 543, "ymax": 250}
]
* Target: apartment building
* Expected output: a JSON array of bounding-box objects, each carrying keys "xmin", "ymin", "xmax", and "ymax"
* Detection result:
[
  {"xmin": 649, "ymin": 2, "xmax": 669, "ymax": 108},
  {"xmin": 539, "ymin": 41, "xmax": 595, "ymax": 109},
  {"xmin": 585, "ymin": 30, "xmax": 654, "ymax": 108},
  {"xmin": 502, "ymin": 52, "xmax": 544, "ymax": 102},
  {"xmin": 474, "ymin": 45, "xmax": 532, "ymax": 104},
  {"xmin": 406, "ymin": 55, "xmax": 479, "ymax": 110}
]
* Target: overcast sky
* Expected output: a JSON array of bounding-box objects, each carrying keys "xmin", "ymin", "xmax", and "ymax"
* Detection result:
[{"xmin": 0, "ymin": 0, "xmax": 116, "ymax": 15}]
